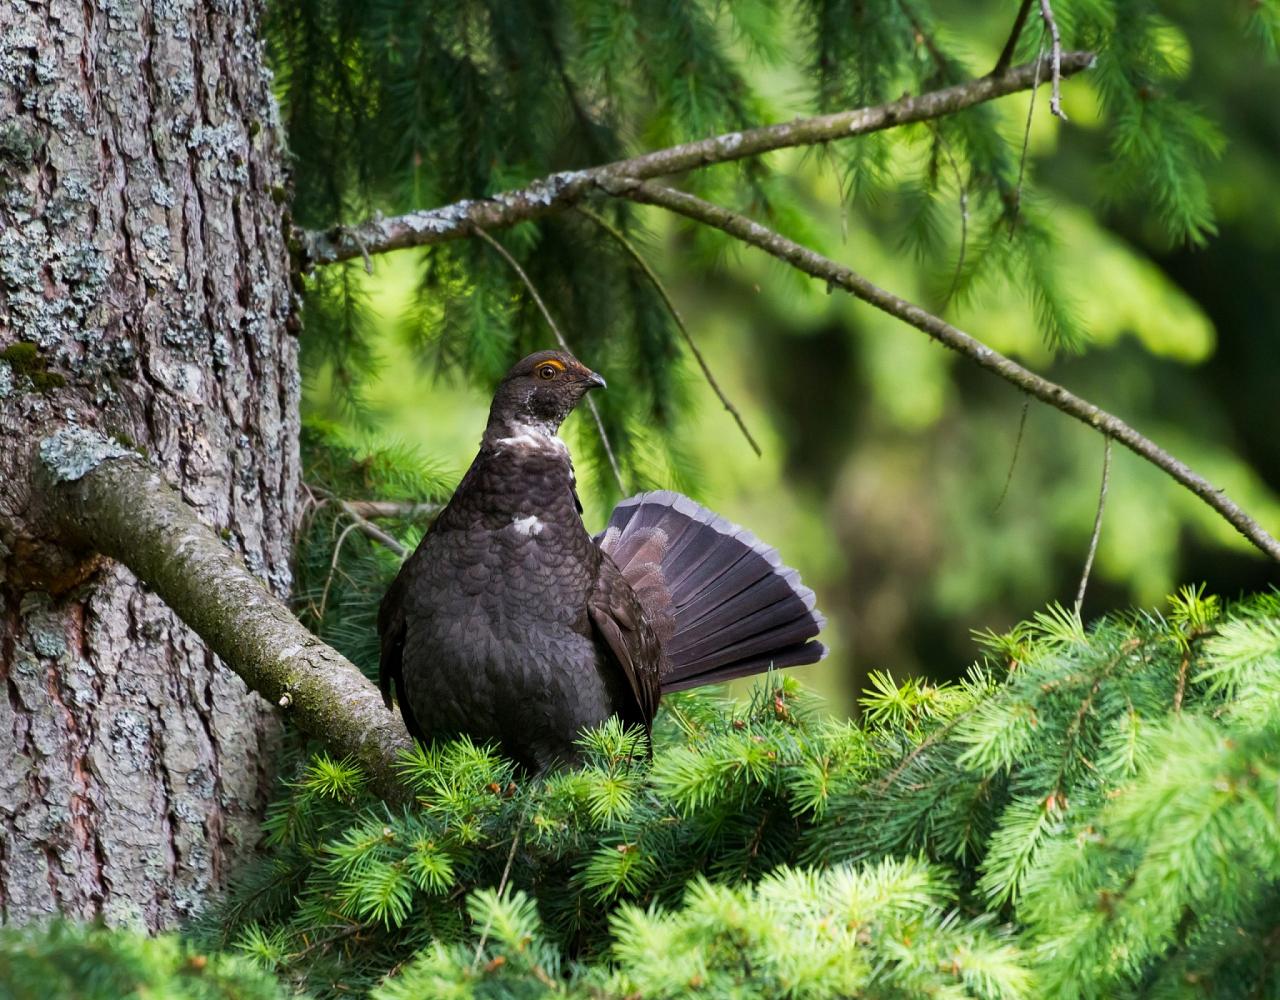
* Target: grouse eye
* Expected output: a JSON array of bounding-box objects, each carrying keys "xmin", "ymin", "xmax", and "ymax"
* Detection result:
[{"xmin": 537, "ymin": 364, "xmax": 558, "ymax": 380}]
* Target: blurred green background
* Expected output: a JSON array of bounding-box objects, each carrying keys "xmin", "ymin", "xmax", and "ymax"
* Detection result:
[{"xmin": 302, "ymin": 1, "xmax": 1279, "ymax": 714}]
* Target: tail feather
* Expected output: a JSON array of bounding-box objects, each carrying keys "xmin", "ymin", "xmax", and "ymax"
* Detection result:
[
  {"xmin": 596, "ymin": 490, "xmax": 826, "ymax": 690},
  {"xmin": 661, "ymin": 641, "xmax": 823, "ymax": 692}
]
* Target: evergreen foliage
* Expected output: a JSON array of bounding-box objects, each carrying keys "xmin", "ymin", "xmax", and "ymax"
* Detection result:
[
  {"xmin": 0, "ymin": 921, "xmax": 291, "ymax": 1000},
  {"xmin": 274, "ymin": 0, "xmax": 1269, "ymax": 488},
  {"xmin": 60, "ymin": 3, "xmax": 1274, "ymax": 997},
  {"xmin": 187, "ymin": 588, "xmax": 1280, "ymax": 998}
]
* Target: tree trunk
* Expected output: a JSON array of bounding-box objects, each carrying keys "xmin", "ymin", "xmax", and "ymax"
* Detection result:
[{"xmin": 0, "ymin": 0, "xmax": 296, "ymax": 927}]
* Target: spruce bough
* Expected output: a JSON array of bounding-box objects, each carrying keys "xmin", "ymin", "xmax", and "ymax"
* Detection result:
[{"xmin": 167, "ymin": 587, "xmax": 1280, "ymax": 998}]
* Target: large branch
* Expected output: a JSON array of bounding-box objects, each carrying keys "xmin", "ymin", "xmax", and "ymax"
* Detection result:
[
  {"xmin": 301, "ymin": 52, "xmax": 1093, "ymax": 267},
  {"xmin": 612, "ymin": 180, "xmax": 1280, "ymax": 564},
  {"xmin": 39, "ymin": 440, "xmax": 414, "ymax": 798}
]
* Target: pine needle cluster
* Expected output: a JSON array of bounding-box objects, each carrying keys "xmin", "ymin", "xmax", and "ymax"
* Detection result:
[{"xmin": 185, "ymin": 587, "xmax": 1280, "ymax": 998}]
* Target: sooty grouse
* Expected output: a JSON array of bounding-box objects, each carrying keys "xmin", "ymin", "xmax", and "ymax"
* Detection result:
[{"xmin": 378, "ymin": 349, "xmax": 826, "ymax": 770}]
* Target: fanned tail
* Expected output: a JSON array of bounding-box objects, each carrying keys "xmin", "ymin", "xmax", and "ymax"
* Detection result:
[{"xmin": 596, "ymin": 490, "xmax": 826, "ymax": 692}]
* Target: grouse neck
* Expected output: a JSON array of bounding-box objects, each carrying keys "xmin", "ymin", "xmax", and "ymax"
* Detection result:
[{"xmin": 483, "ymin": 417, "xmax": 569, "ymax": 457}]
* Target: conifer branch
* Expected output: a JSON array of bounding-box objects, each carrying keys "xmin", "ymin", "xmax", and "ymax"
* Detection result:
[
  {"xmin": 300, "ymin": 53, "xmax": 1094, "ymax": 267},
  {"xmin": 472, "ymin": 226, "xmax": 628, "ymax": 494},
  {"xmin": 613, "ymin": 180, "xmax": 1280, "ymax": 564},
  {"xmin": 574, "ymin": 205, "xmax": 763, "ymax": 457},
  {"xmin": 42, "ymin": 454, "xmax": 415, "ymax": 799}
]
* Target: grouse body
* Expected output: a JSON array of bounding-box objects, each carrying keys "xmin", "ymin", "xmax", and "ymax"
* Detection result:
[{"xmin": 379, "ymin": 350, "xmax": 825, "ymax": 770}]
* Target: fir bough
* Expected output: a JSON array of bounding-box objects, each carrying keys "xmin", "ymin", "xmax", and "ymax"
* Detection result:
[{"xmin": 196, "ymin": 588, "xmax": 1280, "ymax": 998}]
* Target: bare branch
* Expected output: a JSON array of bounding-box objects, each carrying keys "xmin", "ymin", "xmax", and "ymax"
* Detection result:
[
  {"xmin": 471, "ymin": 806, "xmax": 528, "ymax": 968},
  {"xmin": 301, "ymin": 53, "xmax": 1094, "ymax": 267},
  {"xmin": 1074, "ymin": 439, "xmax": 1112, "ymax": 616},
  {"xmin": 992, "ymin": 0, "xmax": 1036, "ymax": 76},
  {"xmin": 343, "ymin": 499, "xmax": 443, "ymax": 521},
  {"xmin": 338, "ymin": 500, "xmax": 409, "ymax": 558},
  {"xmin": 471, "ymin": 226, "xmax": 628, "ymax": 495},
  {"xmin": 613, "ymin": 179, "xmax": 1280, "ymax": 563},
  {"xmin": 574, "ymin": 205, "xmax": 763, "ymax": 457},
  {"xmin": 44, "ymin": 455, "xmax": 415, "ymax": 799},
  {"xmin": 1038, "ymin": 0, "xmax": 1068, "ymax": 120}
]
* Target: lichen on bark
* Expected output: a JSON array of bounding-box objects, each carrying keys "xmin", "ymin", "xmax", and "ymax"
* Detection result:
[
  {"xmin": 0, "ymin": 0, "xmax": 299, "ymax": 928},
  {"xmin": 38, "ymin": 429, "xmax": 134, "ymax": 484}
]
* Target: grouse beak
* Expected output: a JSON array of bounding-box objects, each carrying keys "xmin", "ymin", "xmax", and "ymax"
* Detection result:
[{"xmin": 583, "ymin": 370, "xmax": 607, "ymax": 391}]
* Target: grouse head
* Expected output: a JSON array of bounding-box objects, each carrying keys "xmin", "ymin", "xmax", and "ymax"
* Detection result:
[{"xmin": 486, "ymin": 349, "xmax": 606, "ymax": 437}]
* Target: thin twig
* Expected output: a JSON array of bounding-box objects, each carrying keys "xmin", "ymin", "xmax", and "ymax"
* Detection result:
[
  {"xmin": 302, "ymin": 483, "xmax": 441, "ymax": 524},
  {"xmin": 300, "ymin": 54, "xmax": 1094, "ymax": 266},
  {"xmin": 338, "ymin": 501, "xmax": 408, "ymax": 558},
  {"xmin": 1038, "ymin": 0, "xmax": 1068, "ymax": 120},
  {"xmin": 471, "ymin": 808, "xmax": 527, "ymax": 968},
  {"xmin": 575, "ymin": 205, "xmax": 763, "ymax": 457},
  {"xmin": 896, "ymin": 0, "xmax": 952, "ymax": 78},
  {"xmin": 1074, "ymin": 438, "xmax": 1112, "ymax": 617},
  {"xmin": 471, "ymin": 226, "xmax": 627, "ymax": 494},
  {"xmin": 342, "ymin": 499, "xmax": 442, "ymax": 521},
  {"xmin": 611, "ymin": 179, "xmax": 1280, "ymax": 563},
  {"xmin": 318, "ymin": 519, "xmax": 362, "ymax": 620},
  {"xmin": 1009, "ymin": 41, "xmax": 1044, "ymax": 235},
  {"xmin": 992, "ymin": 397, "xmax": 1031, "ymax": 514},
  {"xmin": 1173, "ymin": 652, "xmax": 1190, "ymax": 714},
  {"xmin": 992, "ymin": 0, "xmax": 1036, "ymax": 76}
]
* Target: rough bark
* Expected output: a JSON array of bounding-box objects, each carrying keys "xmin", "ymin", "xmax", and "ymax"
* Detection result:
[{"xmin": 0, "ymin": 0, "xmax": 297, "ymax": 927}]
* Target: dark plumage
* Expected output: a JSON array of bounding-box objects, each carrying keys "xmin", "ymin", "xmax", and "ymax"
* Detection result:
[{"xmin": 379, "ymin": 350, "xmax": 825, "ymax": 770}]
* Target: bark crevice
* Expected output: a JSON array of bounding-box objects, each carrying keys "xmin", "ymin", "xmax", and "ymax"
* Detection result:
[{"xmin": 0, "ymin": 0, "xmax": 299, "ymax": 928}]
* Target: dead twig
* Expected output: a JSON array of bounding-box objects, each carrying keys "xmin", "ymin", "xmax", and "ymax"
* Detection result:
[
  {"xmin": 1074, "ymin": 438, "xmax": 1112, "ymax": 617},
  {"xmin": 342, "ymin": 499, "xmax": 442, "ymax": 522},
  {"xmin": 992, "ymin": 397, "xmax": 1031, "ymax": 514},
  {"xmin": 575, "ymin": 205, "xmax": 762, "ymax": 457},
  {"xmin": 1009, "ymin": 42, "xmax": 1044, "ymax": 235},
  {"xmin": 471, "ymin": 807, "xmax": 528, "ymax": 968},
  {"xmin": 1038, "ymin": 0, "xmax": 1068, "ymax": 120},
  {"xmin": 318, "ymin": 519, "xmax": 364, "ymax": 621},
  {"xmin": 338, "ymin": 501, "xmax": 408, "ymax": 558}
]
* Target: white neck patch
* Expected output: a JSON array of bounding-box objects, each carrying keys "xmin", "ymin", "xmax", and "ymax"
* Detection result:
[{"xmin": 495, "ymin": 420, "xmax": 568, "ymax": 455}]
